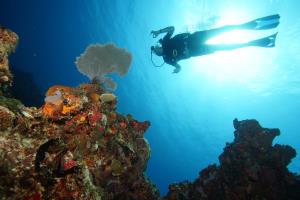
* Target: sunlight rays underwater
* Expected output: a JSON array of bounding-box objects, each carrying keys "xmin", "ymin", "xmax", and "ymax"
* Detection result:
[
  {"xmin": 145, "ymin": 0, "xmax": 300, "ymax": 193},
  {"xmin": 179, "ymin": 8, "xmax": 280, "ymax": 94}
]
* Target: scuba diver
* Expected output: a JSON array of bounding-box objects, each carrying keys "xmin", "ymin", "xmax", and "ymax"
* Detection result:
[{"xmin": 150, "ymin": 14, "xmax": 280, "ymax": 73}]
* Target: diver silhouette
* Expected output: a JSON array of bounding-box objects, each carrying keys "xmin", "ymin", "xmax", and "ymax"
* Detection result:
[{"xmin": 150, "ymin": 14, "xmax": 280, "ymax": 73}]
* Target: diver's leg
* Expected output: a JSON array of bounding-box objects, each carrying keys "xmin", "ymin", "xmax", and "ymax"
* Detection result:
[
  {"xmin": 204, "ymin": 43, "xmax": 250, "ymax": 54},
  {"xmin": 202, "ymin": 33, "xmax": 277, "ymax": 54},
  {"xmin": 188, "ymin": 43, "xmax": 251, "ymax": 57},
  {"xmin": 193, "ymin": 25, "xmax": 242, "ymax": 42},
  {"xmin": 192, "ymin": 14, "xmax": 280, "ymax": 42}
]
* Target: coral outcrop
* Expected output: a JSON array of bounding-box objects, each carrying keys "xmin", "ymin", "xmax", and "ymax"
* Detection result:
[
  {"xmin": 0, "ymin": 82, "xmax": 159, "ymax": 199},
  {"xmin": 163, "ymin": 119, "xmax": 300, "ymax": 200},
  {"xmin": 0, "ymin": 29, "xmax": 158, "ymax": 199},
  {"xmin": 0, "ymin": 26, "xmax": 18, "ymax": 96}
]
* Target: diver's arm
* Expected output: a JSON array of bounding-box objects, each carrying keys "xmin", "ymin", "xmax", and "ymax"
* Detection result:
[
  {"xmin": 159, "ymin": 26, "xmax": 175, "ymax": 35},
  {"xmin": 151, "ymin": 26, "xmax": 175, "ymax": 38},
  {"xmin": 172, "ymin": 63, "xmax": 181, "ymax": 74}
]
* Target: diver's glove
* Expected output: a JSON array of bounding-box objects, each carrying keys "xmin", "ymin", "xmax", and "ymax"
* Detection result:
[
  {"xmin": 151, "ymin": 30, "xmax": 160, "ymax": 38},
  {"xmin": 172, "ymin": 64, "xmax": 181, "ymax": 73}
]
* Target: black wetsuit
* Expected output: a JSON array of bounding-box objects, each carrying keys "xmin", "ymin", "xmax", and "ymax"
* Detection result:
[
  {"xmin": 161, "ymin": 31, "xmax": 212, "ymax": 66},
  {"xmin": 161, "ymin": 32, "xmax": 190, "ymax": 66}
]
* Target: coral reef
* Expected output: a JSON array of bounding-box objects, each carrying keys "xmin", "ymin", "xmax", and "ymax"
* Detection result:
[
  {"xmin": 0, "ymin": 29, "xmax": 157, "ymax": 199},
  {"xmin": 0, "ymin": 82, "xmax": 159, "ymax": 199},
  {"xmin": 163, "ymin": 119, "xmax": 300, "ymax": 200},
  {"xmin": 0, "ymin": 26, "xmax": 18, "ymax": 96}
]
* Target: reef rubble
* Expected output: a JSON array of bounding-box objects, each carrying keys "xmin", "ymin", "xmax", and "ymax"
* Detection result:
[{"xmin": 1, "ymin": 26, "xmax": 300, "ymax": 200}]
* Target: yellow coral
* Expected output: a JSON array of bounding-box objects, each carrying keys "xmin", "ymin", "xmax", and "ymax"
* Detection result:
[
  {"xmin": 44, "ymin": 86, "xmax": 83, "ymax": 116},
  {"xmin": 61, "ymin": 104, "xmax": 79, "ymax": 115},
  {"xmin": 42, "ymin": 102, "xmax": 62, "ymax": 117},
  {"xmin": 61, "ymin": 94, "xmax": 82, "ymax": 115}
]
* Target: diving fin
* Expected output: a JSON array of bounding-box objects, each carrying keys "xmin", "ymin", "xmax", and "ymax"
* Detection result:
[
  {"xmin": 248, "ymin": 32, "xmax": 278, "ymax": 48},
  {"xmin": 241, "ymin": 14, "xmax": 280, "ymax": 30},
  {"xmin": 255, "ymin": 14, "xmax": 280, "ymax": 22}
]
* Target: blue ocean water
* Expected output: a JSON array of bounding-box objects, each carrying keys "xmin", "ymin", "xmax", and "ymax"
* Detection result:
[{"xmin": 1, "ymin": 0, "xmax": 300, "ymax": 195}]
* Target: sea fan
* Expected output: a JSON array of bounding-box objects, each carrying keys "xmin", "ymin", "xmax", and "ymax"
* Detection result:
[{"xmin": 75, "ymin": 43, "xmax": 132, "ymax": 90}]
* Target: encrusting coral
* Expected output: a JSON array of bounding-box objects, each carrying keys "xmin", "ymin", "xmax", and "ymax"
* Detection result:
[{"xmin": 1, "ymin": 26, "xmax": 300, "ymax": 200}]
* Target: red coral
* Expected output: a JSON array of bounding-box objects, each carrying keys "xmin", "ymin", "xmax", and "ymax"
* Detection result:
[
  {"xmin": 23, "ymin": 193, "xmax": 41, "ymax": 200},
  {"xmin": 98, "ymin": 125, "xmax": 105, "ymax": 133},
  {"xmin": 130, "ymin": 121, "xmax": 139, "ymax": 128},
  {"xmin": 88, "ymin": 111, "xmax": 103, "ymax": 126},
  {"xmin": 119, "ymin": 121, "xmax": 127, "ymax": 129},
  {"xmin": 131, "ymin": 121, "xmax": 150, "ymax": 132},
  {"xmin": 64, "ymin": 113, "xmax": 88, "ymax": 132},
  {"xmin": 139, "ymin": 121, "xmax": 150, "ymax": 131},
  {"xmin": 108, "ymin": 125, "xmax": 118, "ymax": 135},
  {"xmin": 63, "ymin": 160, "xmax": 77, "ymax": 170}
]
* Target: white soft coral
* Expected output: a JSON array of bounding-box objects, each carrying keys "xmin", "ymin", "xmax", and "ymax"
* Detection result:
[{"xmin": 75, "ymin": 43, "xmax": 132, "ymax": 90}]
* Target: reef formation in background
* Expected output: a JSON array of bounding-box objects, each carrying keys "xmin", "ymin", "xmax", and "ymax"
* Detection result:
[
  {"xmin": 163, "ymin": 119, "xmax": 300, "ymax": 200},
  {"xmin": 1, "ymin": 27, "xmax": 300, "ymax": 200}
]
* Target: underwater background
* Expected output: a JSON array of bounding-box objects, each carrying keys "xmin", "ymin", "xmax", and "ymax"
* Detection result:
[{"xmin": 1, "ymin": 0, "xmax": 300, "ymax": 195}]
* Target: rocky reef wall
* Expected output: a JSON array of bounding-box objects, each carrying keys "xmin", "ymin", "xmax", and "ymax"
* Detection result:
[
  {"xmin": 0, "ymin": 27, "xmax": 159, "ymax": 200},
  {"xmin": 0, "ymin": 84, "xmax": 160, "ymax": 200}
]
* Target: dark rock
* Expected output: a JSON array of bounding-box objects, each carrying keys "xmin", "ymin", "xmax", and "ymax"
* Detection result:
[{"xmin": 163, "ymin": 119, "xmax": 300, "ymax": 200}]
